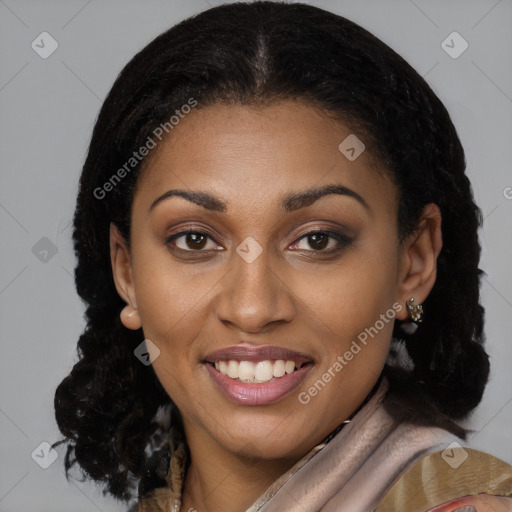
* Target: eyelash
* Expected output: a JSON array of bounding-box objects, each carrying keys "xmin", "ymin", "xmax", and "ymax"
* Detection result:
[{"xmin": 164, "ymin": 228, "xmax": 353, "ymax": 258}]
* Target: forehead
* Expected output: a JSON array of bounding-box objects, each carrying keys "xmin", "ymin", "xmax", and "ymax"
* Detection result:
[{"xmin": 134, "ymin": 100, "xmax": 395, "ymax": 215}]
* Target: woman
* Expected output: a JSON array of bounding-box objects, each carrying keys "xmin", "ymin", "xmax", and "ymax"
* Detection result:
[{"xmin": 54, "ymin": 2, "xmax": 512, "ymax": 511}]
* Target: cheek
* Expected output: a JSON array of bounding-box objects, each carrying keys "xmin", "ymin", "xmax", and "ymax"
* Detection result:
[
  {"xmin": 289, "ymin": 248, "xmax": 399, "ymax": 392},
  {"xmin": 131, "ymin": 244, "xmax": 218, "ymax": 340},
  {"xmin": 288, "ymin": 246, "xmax": 399, "ymax": 339},
  {"xmin": 132, "ymin": 259, "xmax": 211, "ymax": 406}
]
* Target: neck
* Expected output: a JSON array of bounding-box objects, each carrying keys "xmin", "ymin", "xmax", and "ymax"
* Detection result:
[
  {"xmin": 180, "ymin": 436, "xmax": 297, "ymax": 512},
  {"xmin": 178, "ymin": 377, "xmax": 383, "ymax": 512}
]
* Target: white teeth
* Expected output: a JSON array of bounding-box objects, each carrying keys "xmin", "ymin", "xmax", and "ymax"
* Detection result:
[
  {"xmin": 255, "ymin": 360, "xmax": 273, "ymax": 381},
  {"xmin": 227, "ymin": 360, "xmax": 239, "ymax": 379},
  {"xmin": 238, "ymin": 361, "xmax": 256, "ymax": 380},
  {"xmin": 273, "ymin": 360, "xmax": 286, "ymax": 378},
  {"xmin": 213, "ymin": 359, "xmax": 301, "ymax": 382},
  {"xmin": 285, "ymin": 361, "xmax": 295, "ymax": 374}
]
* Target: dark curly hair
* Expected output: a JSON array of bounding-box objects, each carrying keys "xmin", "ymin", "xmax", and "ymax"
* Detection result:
[{"xmin": 54, "ymin": 0, "xmax": 489, "ymax": 503}]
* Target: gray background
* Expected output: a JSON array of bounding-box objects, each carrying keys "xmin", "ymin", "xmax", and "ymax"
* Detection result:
[{"xmin": 1, "ymin": 0, "xmax": 511, "ymax": 510}]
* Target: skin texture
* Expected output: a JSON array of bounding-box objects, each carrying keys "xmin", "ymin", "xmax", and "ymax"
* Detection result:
[{"xmin": 110, "ymin": 100, "xmax": 442, "ymax": 512}]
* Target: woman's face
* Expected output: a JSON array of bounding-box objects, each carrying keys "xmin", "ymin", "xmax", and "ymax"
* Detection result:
[{"xmin": 116, "ymin": 100, "xmax": 417, "ymax": 461}]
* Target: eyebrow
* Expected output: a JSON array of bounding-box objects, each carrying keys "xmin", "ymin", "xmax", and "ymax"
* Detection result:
[{"xmin": 149, "ymin": 184, "xmax": 369, "ymax": 213}]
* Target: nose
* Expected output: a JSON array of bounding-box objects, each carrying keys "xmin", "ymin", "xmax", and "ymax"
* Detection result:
[{"xmin": 214, "ymin": 242, "xmax": 296, "ymax": 334}]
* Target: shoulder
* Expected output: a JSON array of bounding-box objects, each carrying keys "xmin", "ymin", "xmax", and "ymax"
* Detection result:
[{"xmin": 376, "ymin": 446, "xmax": 512, "ymax": 511}]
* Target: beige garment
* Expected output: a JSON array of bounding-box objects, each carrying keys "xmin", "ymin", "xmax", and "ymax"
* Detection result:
[
  {"xmin": 376, "ymin": 447, "xmax": 512, "ymax": 511},
  {"xmin": 137, "ymin": 377, "xmax": 512, "ymax": 511}
]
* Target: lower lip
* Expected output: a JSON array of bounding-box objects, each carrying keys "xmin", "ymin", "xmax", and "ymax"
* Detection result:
[{"xmin": 205, "ymin": 363, "xmax": 313, "ymax": 406}]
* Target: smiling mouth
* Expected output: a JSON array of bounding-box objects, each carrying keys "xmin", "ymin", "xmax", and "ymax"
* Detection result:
[{"xmin": 205, "ymin": 359, "xmax": 312, "ymax": 383}]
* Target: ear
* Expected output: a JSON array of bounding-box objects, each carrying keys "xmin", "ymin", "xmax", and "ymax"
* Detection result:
[
  {"xmin": 395, "ymin": 203, "xmax": 443, "ymax": 321},
  {"xmin": 110, "ymin": 223, "xmax": 141, "ymax": 330}
]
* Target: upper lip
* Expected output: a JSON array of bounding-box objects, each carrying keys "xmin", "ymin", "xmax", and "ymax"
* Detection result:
[{"xmin": 204, "ymin": 342, "xmax": 313, "ymax": 366}]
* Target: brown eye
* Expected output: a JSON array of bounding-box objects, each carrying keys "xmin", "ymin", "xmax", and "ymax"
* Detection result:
[
  {"xmin": 183, "ymin": 233, "xmax": 208, "ymax": 250},
  {"xmin": 290, "ymin": 230, "xmax": 353, "ymax": 253},
  {"xmin": 166, "ymin": 231, "xmax": 220, "ymax": 252},
  {"xmin": 307, "ymin": 233, "xmax": 329, "ymax": 250}
]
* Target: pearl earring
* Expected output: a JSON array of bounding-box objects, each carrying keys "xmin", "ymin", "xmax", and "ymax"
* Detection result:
[{"xmin": 120, "ymin": 304, "xmax": 141, "ymax": 330}]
